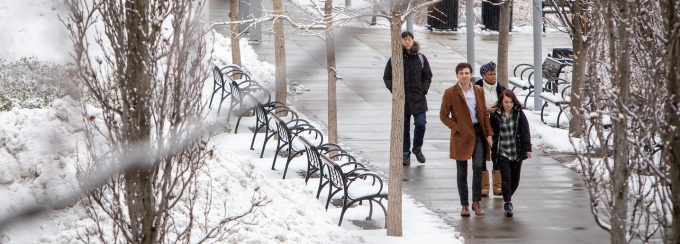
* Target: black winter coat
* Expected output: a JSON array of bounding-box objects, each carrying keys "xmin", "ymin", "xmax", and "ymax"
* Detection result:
[
  {"xmin": 490, "ymin": 108, "xmax": 532, "ymax": 162},
  {"xmin": 383, "ymin": 41, "xmax": 433, "ymax": 115}
]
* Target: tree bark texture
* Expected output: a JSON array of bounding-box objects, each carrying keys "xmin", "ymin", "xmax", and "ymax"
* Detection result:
[
  {"xmin": 497, "ymin": 0, "xmax": 511, "ymax": 88},
  {"xmin": 611, "ymin": 0, "xmax": 630, "ymax": 242},
  {"xmin": 567, "ymin": 0, "xmax": 585, "ymax": 138},
  {"xmin": 386, "ymin": 20, "xmax": 404, "ymax": 237},
  {"xmin": 66, "ymin": 0, "xmax": 213, "ymax": 242},
  {"xmin": 230, "ymin": 0, "xmax": 242, "ymax": 70},
  {"xmin": 123, "ymin": 1, "xmax": 157, "ymax": 243},
  {"xmin": 273, "ymin": 0, "xmax": 287, "ymax": 106},
  {"xmin": 662, "ymin": 0, "xmax": 680, "ymax": 242},
  {"xmin": 325, "ymin": 0, "xmax": 338, "ymax": 148}
]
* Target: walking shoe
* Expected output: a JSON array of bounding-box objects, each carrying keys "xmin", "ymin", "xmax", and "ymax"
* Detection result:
[
  {"xmin": 461, "ymin": 205, "xmax": 470, "ymax": 217},
  {"xmin": 471, "ymin": 202, "xmax": 485, "ymax": 216},
  {"xmin": 504, "ymin": 202, "xmax": 513, "ymax": 217},
  {"xmin": 412, "ymin": 147, "xmax": 426, "ymax": 163},
  {"xmin": 403, "ymin": 154, "xmax": 411, "ymax": 166}
]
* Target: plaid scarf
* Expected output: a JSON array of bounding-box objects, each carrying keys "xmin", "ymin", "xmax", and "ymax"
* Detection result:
[{"xmin": 499, "ymin": 113, "xmax": 517, "ymax": 161}]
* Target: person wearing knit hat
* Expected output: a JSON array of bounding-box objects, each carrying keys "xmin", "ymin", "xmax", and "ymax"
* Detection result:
[{"xmin": 475, "ymin": 61, "xmax": 507, "ymax": 197}]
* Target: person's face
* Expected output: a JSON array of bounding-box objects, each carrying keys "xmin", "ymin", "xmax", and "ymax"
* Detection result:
[
  {"xmin": 401, "ymin": 36, "xmax": 413, "ymax": 51},
  {"xmin": 482, "ymin": 70, "xmax": 497, "ymax": 84},
  {"xmin": 502, "ymin": 95, "xmax": 514, "ymax": 111},
  {"xmin": 456, "ymin": 67, "xmax": 472, "ymax": 85}
]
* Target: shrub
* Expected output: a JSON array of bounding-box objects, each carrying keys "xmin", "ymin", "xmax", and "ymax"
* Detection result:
[{"xmin": 0, "ymin": 57, "xmax": 76, "ymax": 111}]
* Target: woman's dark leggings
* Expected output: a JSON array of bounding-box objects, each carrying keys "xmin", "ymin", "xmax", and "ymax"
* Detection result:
[{"xmin": 497, "ymin": 155, "xmax": 523, "ymax": 202}]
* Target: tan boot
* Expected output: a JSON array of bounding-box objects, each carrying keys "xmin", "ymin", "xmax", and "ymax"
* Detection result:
[
  {"xmin": 481, "ymin": 170, "xmax": 490, "ymax": 196},
  {"xmin": 492, "ymin": 170, "xmax": 503, "ymax": 195}
]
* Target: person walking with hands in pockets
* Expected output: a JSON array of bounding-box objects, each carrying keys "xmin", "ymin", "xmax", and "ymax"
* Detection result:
[
  {"xmin": 489, "ymin": 89, "xmax": 532, "ymax": 217},
  {"xmin": 440, "ymin": 62, "xmax": 493, "ymax": 217},
  {"xmin": 383, "ymin": 31, "xmax": 433, "ymax": 166}
]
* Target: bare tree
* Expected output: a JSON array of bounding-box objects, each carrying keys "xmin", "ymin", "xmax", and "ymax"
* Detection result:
[
  {"xmin": 661, "ymin": 0, "xmax": 680, "ymax": 241},
  {"xmin": 369, "ymin": 0, "xmax": 437, "ymax": 236},
  {"xmin": 325, "ymin": 0, "xmax": 339, "ymax": 148},
  {"xmin": 230, "ymin": 0, "xmax": 243, "ymax": 69},
  {"xmin": 496, "ymin": 0, "xmax": 512, "ymax": 88},
  {"xmin": 273, "ymin": 0, "xmax": 288, "ymax": 107},
  {"xmin": 547, "ymin": 0, "xmax": 592, "ymax": 138},
  {"xmin": 63, "ymin": 0, "xmax": 262, "ymax": 242},
  {"xmin": 572, "ymin": 0, "xmax": 676, "ymax": 242},
  {"xmin": 609, "ymin": 0, "xmax": 631, "ymax": 242}
]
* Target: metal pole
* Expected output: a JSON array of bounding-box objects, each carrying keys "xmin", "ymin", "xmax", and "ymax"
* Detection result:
[
  {"xmin": 466, "ymin": 0, "xmax": 475, "ymax": 72},
  {"xmin": 533, "ymin": 0, "xmax": 543, "ymax": 110},
  {"xmin": 346, "ymin": 0, "xmax": 351, "ymax": 7},
  {"xmin": 407, "ymin": 15, "xmax": 413, "ymax": 33},
  {"xmin": 250, "ymin": 0, "xmax": 262, "ymax": 43}
]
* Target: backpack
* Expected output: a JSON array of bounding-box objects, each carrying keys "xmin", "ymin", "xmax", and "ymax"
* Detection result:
[{"xmin": 417, "ymin": 52, "xmax": 424, "ymax": 69}]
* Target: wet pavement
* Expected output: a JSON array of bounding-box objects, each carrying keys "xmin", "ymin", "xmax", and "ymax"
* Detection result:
[{"xmin": 210, "ymin": 0, "xmax": 610, "ymax": 243}]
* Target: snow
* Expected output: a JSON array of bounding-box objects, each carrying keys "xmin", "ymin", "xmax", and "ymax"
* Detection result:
[
  {"xmin": 0, "ymin": 0, "xmax": 72, "ymax": 63},
  {"xmin": 0, "ymin": 0, "xmax": 583, "ymax": 243},
  {"xmin": 0, "ymin": 2, "xmax": 469, "ymax": 243}
]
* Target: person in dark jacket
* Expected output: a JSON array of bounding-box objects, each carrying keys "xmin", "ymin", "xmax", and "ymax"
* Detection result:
[
  {"xmin": 489, "ymin": 89, "xmax": 532, "ymax": 217},
  {"xmin": 474, "ymin": 61, "xmax": 507, "ymax": 197},
  {"xmin": 383, "ymin": 31, "xmax": 433, "ymax": 165}
]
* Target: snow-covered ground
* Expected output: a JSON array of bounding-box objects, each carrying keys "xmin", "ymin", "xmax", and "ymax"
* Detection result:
[{"xmin": 0, "ymin": 1, "xmax": 577, "ymax": 243}]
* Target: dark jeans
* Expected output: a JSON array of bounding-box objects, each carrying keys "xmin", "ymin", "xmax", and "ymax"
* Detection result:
[
  {"xmin": 497, "ymin": 155, "xmax": 523, "ymax": 202},
  {"xmin": 456, "ymin": 125, "xmax": 484, "ymax": 206},
  {"xmin": 403, "ymin": 112, "xmax": 426, "ymax": 155}
]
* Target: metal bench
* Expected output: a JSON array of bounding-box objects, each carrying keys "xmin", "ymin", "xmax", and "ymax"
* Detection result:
[
  {"xmin": 319, "ymin": 153, "xmax": 388, "ymax": 226},
  {"xmin": 226, "ymin": 79, "xmax": 265, "ymax": 132},
  {"xmin": 299, "ymin": 136, "xmax": 365, "ymax": 199},
  {"xmin": 209, "ymin": 65, "xmax": 245, "ymax": 113},
  {"xmin": 248, "ymin": 96, "xmax": 287, "ymax": 151},
  {"xmin": 509, "ymin": 57, "xmax": 569, "ymax": 107},
  {"xmin": 539, "ymin": 83, "xmax": 571, "ymax": 128},
  {"xmin": 269, "ymin": 113, "xmax": 323, "ymax": 179}
]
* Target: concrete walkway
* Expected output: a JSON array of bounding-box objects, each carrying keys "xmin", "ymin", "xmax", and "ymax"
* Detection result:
[{"xmin": 210, "ymin": 1, "xmax": 610, "ymax": 243}]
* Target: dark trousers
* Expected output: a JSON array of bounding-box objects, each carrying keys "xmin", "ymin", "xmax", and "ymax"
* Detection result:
[
  {"xmin": 456, "ymin": 125, "xmax": 484, "ymax": 206},
  {"xmin": 497, "ymin": 155, "xmax": 523, "ymax": 202},
  {"xmin": 403, "ymin": 112, "xmax": 427, "ymax": 155}
]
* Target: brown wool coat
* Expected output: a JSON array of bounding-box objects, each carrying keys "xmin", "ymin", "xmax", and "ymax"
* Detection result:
[{"xmin": 439, "ymin": 83, "xmax": 494, "ymax": 161}]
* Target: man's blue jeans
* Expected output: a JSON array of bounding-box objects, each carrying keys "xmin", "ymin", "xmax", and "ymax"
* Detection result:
[{"xmin": 403, "ymin": 112, "xmax": 426, "ymax": 155}]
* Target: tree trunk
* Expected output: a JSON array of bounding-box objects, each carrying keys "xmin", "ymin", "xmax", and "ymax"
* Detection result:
[
  {"xmin": 230, "ymin": 0, "xmax": 242, "ymax": 70},
  {"xmin": 273, "ymin": 0, "xmax": 287, "ymax": 106},
  {"xmin": 610, "ymin": 0, "xmax": 630, "ymax": 242},
  {"xmin": 325, "ymin": 0, "xmax": 338, "ymax": 150},
  {"xmin": 386, "ymin": 19, "xmax": 404, "ymax": 237},
  {"xmin": 662, "ymin": 0, "xmax": 680, "ymax": 242},
  {"xmin": 496, "ymin": 0, "xmax": 511, "ymax": 88},
  {"xmin": 123, "ymin": 0, "xmax": 157, "ymax": 243},
  {"xmin": 568, "ymin": 0, "xmax": 585, "ymax": 138}
]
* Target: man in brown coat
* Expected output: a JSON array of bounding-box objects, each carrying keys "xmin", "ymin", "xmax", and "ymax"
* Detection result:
[{"xmin": 439, "ymin": 63, "xmax": 494, "ymax": 217}]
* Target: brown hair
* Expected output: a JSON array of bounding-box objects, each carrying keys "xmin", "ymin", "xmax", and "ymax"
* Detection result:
[
  {"xmin": 494, "ymin": 89, "xmax": 524, "ymax": 112},
  {"xmin": 455, "ymin": 63, "xmax": 472, "ymax": 74}
]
